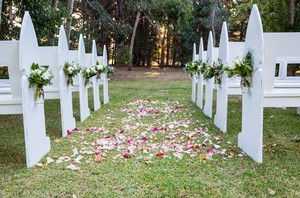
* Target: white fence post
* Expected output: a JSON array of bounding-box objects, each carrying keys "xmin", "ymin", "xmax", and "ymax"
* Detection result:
[
  {"xmin": 102, "ymin": 45, "xmax": 109, "ymax": 104},
  {"xmin": 214, "ymin": 22, "xmax": 229, "ymax": 133},
  {"xmin": 203, "ymin": 31, "xmax": 214, "ymax": 118},
  {"xmin": 58, "ymin": 25, "xmax": 76, "ymax": 136},
  {"xmin": 238, "ymin": 4, "xmax": 264, "ymax": 163},
  {"xmin": 196, "ymin": 38, "xmax": 204, "ymax": 109},
  {"xmin": 78, "ymin": 34, "xmax": 90, "ymax": 121},
  {"xmin": 92, "ymin": 40, "xmax": 101, "ymax": 111},
  {"xmin": 191, "ymin": 43, "xmax": 197, "ymax": 103},
  {"xmin": 19, "ymin": 12, "xmax": 51, "ymax": 167}
]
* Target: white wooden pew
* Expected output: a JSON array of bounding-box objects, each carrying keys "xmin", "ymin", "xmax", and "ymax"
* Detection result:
[
  {"xmin": 0, "ymin": 12, "xmax": 50, "ymax": 167},
  {"xmin": 238, "ymin": 5, "xmax": 300, "ymax": 163},
  {"xmin": 213, "ymin": 22, "xmax": 300, "ymax": 133}
]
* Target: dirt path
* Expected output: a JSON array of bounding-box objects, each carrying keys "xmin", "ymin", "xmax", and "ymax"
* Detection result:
[{"xmin": 111, "ymin": 66, "xmax": 190, "ymax": 81}]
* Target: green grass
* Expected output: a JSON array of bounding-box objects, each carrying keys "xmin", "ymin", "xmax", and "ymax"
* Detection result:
[{"xmin": 0, "ymin": 79, "xmax": 299, "ymax": 197}]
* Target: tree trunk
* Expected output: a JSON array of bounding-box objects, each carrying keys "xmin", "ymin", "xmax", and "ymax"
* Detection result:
[
  {"xmin": 166, "ymin": 27, "xmax": 171, "ymax": 66},
  {"xmin": 240, "ymin": 22, "xmax": 244, "ymax": 41},
  {"xmin": 66, "ymin": 0, "xmax": 75, "ymax": 45},
  {"xmin": 210, "ymin": 0, "xmax": 218, "ymax": 46},
  {"xmin": 51, "ymin": 0, "xmax": 58, "ymax": 9},
  {"xmin": 0, "ymin": 0, "xmax": 3, "ymax": 31},
  {"xmin": 288, "ymin": 0, "xmax": 296, "ymax": 26},
  {"xmin": 48, "ymin": 0, "xmax": 58, "ymax": 45},
  {"xmin": 160, "ymin": 30, "xmax": 166, "ymax": 68},
  {"xmin": 128, "ymin": 12, "xmax": 141, "ymax": 71},
  {"xmin": 172, "ymin": 37, "xmax": 177, "ymax": 66}
]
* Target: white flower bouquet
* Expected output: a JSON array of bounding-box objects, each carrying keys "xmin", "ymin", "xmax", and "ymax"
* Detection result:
[
  {"xmin": 82, "ymin": 66, "xmax": 97, "ymax": 86},
  {"xmin": 63, "ymin": 62, "xmax": 81, "ymax": 86},
  {"xmin": 95, "ymin": 61, "xmax": 105, "ymax": 79},
  {"xmin": 28, "ymin": 63, "xmax": 55, "ymax": 100}
]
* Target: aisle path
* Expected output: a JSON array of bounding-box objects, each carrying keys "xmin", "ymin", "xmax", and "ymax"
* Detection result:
[{"xmin": 43, "ymin": 74, "xmax": 245, "ymax": 170}]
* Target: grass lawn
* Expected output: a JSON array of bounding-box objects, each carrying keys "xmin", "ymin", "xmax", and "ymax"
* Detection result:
[{"xmin": 0, "ymin": 69, "xmax": 299, "ymax": 197}]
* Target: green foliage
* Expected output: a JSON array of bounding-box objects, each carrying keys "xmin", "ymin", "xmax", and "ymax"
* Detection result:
[
  {"xmin": 0, "ymin": 0, "xmax": 67, "ymax": 45},
  {"xmin": 228, "ymin": 0, "xmax": 289, "ymax": 40},
  {"xmin": 0, "ymin": 66, "xmax": 9, "ymax": 79},
  {"xmin": 116, "ymin": 46, "xmax": 132, "ymax": 66},
  {"xmin": 258, "ymin": 0, "xmax": 289, "ymax": 32},
  {"xmin": 0, "ymin": 0, "xmax": 296, "ymax": 66}
]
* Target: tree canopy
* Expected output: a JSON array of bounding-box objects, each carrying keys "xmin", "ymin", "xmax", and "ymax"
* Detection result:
[{"xmin": 0, "ymin": 0, "xmax": 299, "ymax": 68}]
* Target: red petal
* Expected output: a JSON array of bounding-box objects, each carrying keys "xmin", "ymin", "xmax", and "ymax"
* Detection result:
[{"xmin": 156, "ymin": 153, "xmax": 164, "ymax": 157}]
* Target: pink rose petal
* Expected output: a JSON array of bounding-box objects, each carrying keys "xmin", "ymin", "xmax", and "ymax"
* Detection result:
[
  {"xmin": 156, "ymin": 153, "xmax": 164, "ymax": 157},
  {"xmin": 141, "ymin": 137, "xmax": 147, "ymax": 142}
]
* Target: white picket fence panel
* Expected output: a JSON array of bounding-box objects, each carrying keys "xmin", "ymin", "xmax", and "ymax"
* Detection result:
[{"xmin": 0, "ymin": 12, "xmax": 50, "ymax": 167}]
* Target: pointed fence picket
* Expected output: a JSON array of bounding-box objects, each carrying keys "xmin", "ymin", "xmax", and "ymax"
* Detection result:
[
  {"xmin": 78, "ymin": 34, "xmax": 91, "ymax": 122},
  {"xmin": 203, "ymin": 31, "xmax": 214, "ymax": 118},
  {"xmin": 102, "ymin": 45, "xmax": 109, "ymax": 104},
  {"xmin": 191, "ymin": 43, "xmax": 197, "ymax": 103},
  {"xmin": 91, "ymin": 40, "xmax": 101, "ymax": 111},
  {"xmin": 214, "ymin": 22, "xmax": 229, "ymax": 133},
  {"xmin": 196, "ymin": 38, "xmax": 205, "ymax": 109},
  {"xmin": 58, "ymin": 25, "xmax": 76, "ymax": 137}
]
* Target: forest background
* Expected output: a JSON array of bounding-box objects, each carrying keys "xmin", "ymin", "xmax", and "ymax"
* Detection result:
[{"xmin": 0, "ymin": 0, "xmax": 299, "ymax": 70}]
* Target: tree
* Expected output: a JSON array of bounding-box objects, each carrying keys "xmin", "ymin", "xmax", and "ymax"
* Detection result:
[
  {"xmin": 0, "ymin": 0, "xmax": 3, "ymax": 31},
  {"xmin": 65, "ymin": 0, "xmax": 74, "ymax": 44}
]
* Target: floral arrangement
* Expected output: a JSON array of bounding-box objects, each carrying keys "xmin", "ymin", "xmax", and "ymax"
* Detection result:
[
  {"xmin": 198, "ymin": 61, "xmax": 208, "ymax": 75},
  {"xmin": 95, "ymin": 61, "xmax": 105, "ymax": 79},
  {"xmin": 82, "ymin": 66, "xmax": 97, "ymax": 86},
  {"xmin": 185, "ymin": 60, "xmax": 201, "ymax": 75},
  {"xmin": 104, "ymin": 65, "xmax": 115, "ymax": 77},
  {"xmin": 28, "ymin": 63, "xmax": 55, "ymax": 100},
  {"xmin": 224, "ymin": 51, "xmax": 253, "ymax": 88},
  {"xmin": 63, "ymin": 62, "xmax": 81, "ymax": 86},
  {"xmin": 203, "ymin": 59, "xmax": 224, "ymax": 85}
]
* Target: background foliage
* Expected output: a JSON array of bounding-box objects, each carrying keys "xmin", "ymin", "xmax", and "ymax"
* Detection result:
[{"xmin": 0, "ymin": 0, "xmax": 299, "ymax": 67}]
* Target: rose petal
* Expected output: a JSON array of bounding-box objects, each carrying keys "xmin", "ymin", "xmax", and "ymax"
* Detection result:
[
  {"xmin": 46, "ymin": 157, "xmax": 54, "ymax": 164},
  {"xmin": 156, "ymin": 153, "xmax": 164, "ymax": 157},
  {"xmin": 66, "ymin": 164, "xmax": 80, "ymax": 171}
]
